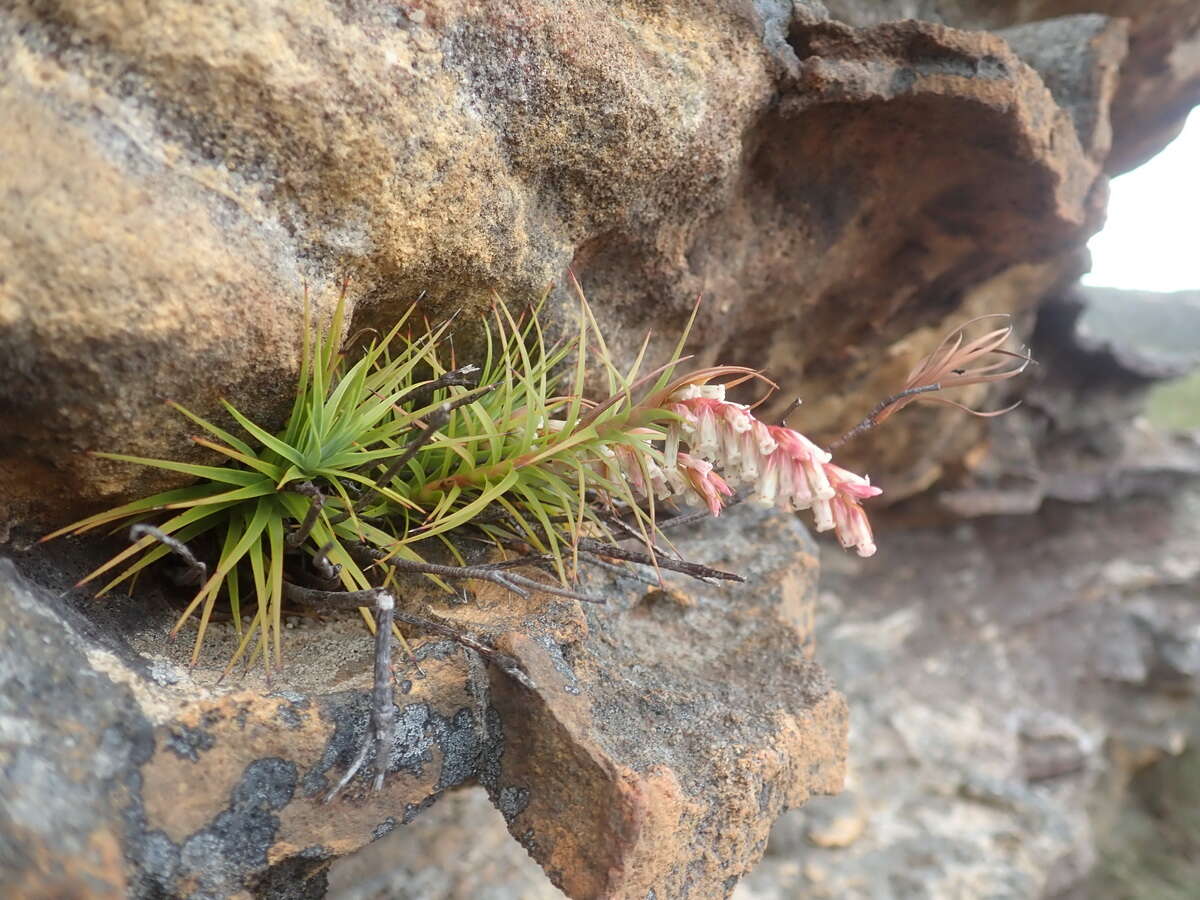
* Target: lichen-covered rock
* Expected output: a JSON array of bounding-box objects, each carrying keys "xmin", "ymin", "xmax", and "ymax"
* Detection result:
[
  {"xmin": 4, "ymin": 1, "xmax": 1200, "ymax": 896},
  {"xmin": 485, "ymin": 510, "xmax": 844, "ymax": 898},
  {"xmin": 0, "ymin": 1, "xmax": 1134, "ymax": 528},
  {"xmin": 1, "ymin": 506, "xmax": 843, "ymax": 899}
]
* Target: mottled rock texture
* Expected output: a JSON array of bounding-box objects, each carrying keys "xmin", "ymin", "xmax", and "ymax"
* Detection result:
[
  {"xmin": 3, "ymin": 0, "xmax": 1166, "ymax": 529},
  {"xmin": 741, "ymin": 484, "xmax": 1200, "ymax": 899},
  {"xmin": 2, "ymin": 508, "xmax": 844, "ymax": 898}
]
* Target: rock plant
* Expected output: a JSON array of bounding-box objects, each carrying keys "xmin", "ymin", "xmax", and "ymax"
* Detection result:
[{"xmin": 44, "ymin": 280, "xmax": 1027, "ymax": 798}]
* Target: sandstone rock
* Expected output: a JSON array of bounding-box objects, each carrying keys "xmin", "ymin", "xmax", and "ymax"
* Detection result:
[
  {"xmin": 1, "ymin": 506, "xmax": 844, "ymax": 898},
  {"xmin": 728, "ymin": 14, "xmax": 1112, "ymax": 500},
  {"xmin": 0, "ymin": 1, "xmax": 1129, "ymax": 527},
  {"xmin": 4, "ymin": 2, "xmax": 1200, "ymax": 896},
  {"xmin": 823, "ymin": 1, "xmax": 1200, "ymax": 173},
  {"xmin": 998, "ymin": 15, "xmax": 1128, "ymax": 163}
]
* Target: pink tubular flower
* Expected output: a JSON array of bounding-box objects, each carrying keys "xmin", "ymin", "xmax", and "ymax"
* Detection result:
[
  {"xmin": 676, "ymin": 452, "xmax": 734, "ymax": 516},
  {"xmin": 664, "ymin": 382, "xmax": 882, "ymax": 557},
  {"xmin": 591, "ymin": 430, "xmax": 686, "ymax": 502},
  {"xmin": 823, "ymin": 463, "xmax": 882, "ymax": 557}
]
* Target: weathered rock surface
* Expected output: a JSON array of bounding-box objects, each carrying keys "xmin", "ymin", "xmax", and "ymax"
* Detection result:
[
  {"xmin": 328, "ymin": 785, "xmax": 567, "ymax": 900},
  {"xmin": 739, "ymin": 479, "xmax": 1200, "ymax": 898},
  {"xmin": 1, "ymin": 507, "xmax": 844, "ymax": 898},
  {"xmin": 824, "ymin": 1, "xmax": 1200, "ymax": 173},
  {"xmin": 4, "ymin": 0, "xmax": 1200, "ymax": 897},
  {"xmin": 732, "ymin": 288, "xmax": 1200, "ymax": 899},
  {"xmin": 0, "ymin": 0, "xmax": 1140, "ymax": 528}
]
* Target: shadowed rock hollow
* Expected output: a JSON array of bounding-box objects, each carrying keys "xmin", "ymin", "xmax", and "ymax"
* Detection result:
[{"xmin": 2, "ymin": 1, "xmax": 1199, "ymax": 898}]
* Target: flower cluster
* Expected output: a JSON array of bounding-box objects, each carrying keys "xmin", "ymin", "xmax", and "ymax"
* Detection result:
[
  {"xmin": 660, "ymin": 383, "xmax": 882, "ymax": 557},
  {"xmin": 589, "ymin": 435, "xmax": 735, "ymax": 517}
]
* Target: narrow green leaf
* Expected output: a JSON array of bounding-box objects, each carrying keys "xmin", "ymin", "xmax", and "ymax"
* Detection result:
[
  {"xmin": 92, "ymin": 452, "xmax": 263, "ymax": 487},
  {"xmin": 170, "ymin": 403, "xmax": 255, "ymax": 456},
  {"xmin": 222, "ymin": 402, "xmax": 308, "ymax": 469}
]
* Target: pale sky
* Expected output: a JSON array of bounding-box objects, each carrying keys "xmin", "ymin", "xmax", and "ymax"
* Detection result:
[{"xmin": 1084, "ymin": 110, "xmax": 1200, "ymax": 292}]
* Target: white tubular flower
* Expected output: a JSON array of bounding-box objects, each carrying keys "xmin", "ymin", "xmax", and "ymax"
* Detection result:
[
  {"xmin": 677, "ymin": 453, "xmax": 734, "ymax": 516},
  {"xmin": 663, "ymin": 385, "xmax": 883, "ymax": 557}
]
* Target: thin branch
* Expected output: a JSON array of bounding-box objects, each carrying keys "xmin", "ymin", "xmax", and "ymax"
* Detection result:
[
  {"xmin": 349, "ymin": 383, "xmax": 501, "ymax": 517},
  {"xmin": 345, "ymin": 542, "xmax": 606, "ymax": 604},
  {"xmin": 829, "ymin": 384, "xmax": 944, "ymax": 450},
  {"xmin": 128, "ymin": 524, "xmax": 207, "ymax": 586},
  {"xmin": 385, "ymin": 555, "xmax": 607, "ymax": 604},
  {"xmin": 312, "ymin": 540, "xmax": 341, "ymax": 583},
  {"xmin": 473, "ymin": 501, "xmax": 742, "ymax": 585},
  {"xmin": 281, "ymin": 582, "xmax": 388, "ymax": 611},
  {"xmin": 576, "ymin": 536, "xmax": 744, "ymax": 583},
  {"xmin": 653, "ymin": 492, "xmax": 747, "ymax": 532},
  {"xmin": 777, "ymin": 397, "xmax": 803, "ymax": 427},
  {"xmin": 286, "ymin": 482, "xmax": 325, "ymax": 549},
  {"xmin": 390, "ymin": 609, "xmax": 536, "ymax": 691},
  {"xmin": 464, "ymin": 540, "xmax": 664, "ymax": 587},
  {"xmin": 281, "ymin": 583, "xmax": 394, "ymax": 799},
  {"xmin": 576, "ymin": 553, "xmax": 662, "ymax": 587},
  {"xmin": 396, "ymin": 364, "xmax": 481, "ymax": 407},
  {"xmin": 351, "ymin": 403, "xmax": 453, "ymax": 515},
  {"xmin": 281, "ymin": 579, "xmax": 535, "ymax": 800},
  {"xmin": 599, "ymin": 510, "xmax": 673, "ymax": 559}
]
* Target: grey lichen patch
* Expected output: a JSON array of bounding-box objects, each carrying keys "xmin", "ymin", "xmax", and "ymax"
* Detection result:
[
  {"xmin": 272, "ymin": 692, "xmax": 310, "ymax": 730},
  {"xmin": 498, "ymin": 785, "xmax": 531, "ymax": 824},
  {"xmin": 164, "ymin": 722, "xmax": 216, "ymax": 761},
  {"xmin": 402, "ymin": 794, "xmax": 441, "ymax": 826},
  {"xmin": 176, "ymin": 757, "xmax": 299, "ymax": 898},
  {"xmin": 301, "ymin": 692, "xmax": 384, "ymax": 798},
  {"xmin": 534, "ymin": 633, "xmax": 582, "ymax": 695},
  {"xmin": 412, "ymin": 638, "xmax": 462, "ymax": 663},
  {"xmin": 121, "ymin": 772, "xmax": 183, "ymax": 900},
  {"xmin": 305, "ymin": 691, "xmax": 504, "ymax": 801},
  {"xmin": 435, "ymin": 708, "xmax": 488, "ymax": 791},
  {"xmin": 249, "ymin": 852, "xmax": 331, "ymax": 900},
  {"xmin": 120, "ymin": 756, "xmax": 300, "ymax": 899},
  {"xmin": 371, "ymin": 817, "xmax": 397, "ymax": 841}
]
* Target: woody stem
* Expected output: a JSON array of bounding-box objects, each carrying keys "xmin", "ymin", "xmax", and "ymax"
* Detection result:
[{"xmin": 829, "ymin": 383, "xmax": 943, "ymax": 450}]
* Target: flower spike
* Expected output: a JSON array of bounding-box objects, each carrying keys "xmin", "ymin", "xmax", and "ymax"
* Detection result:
[{"xmin": 831, "ymin": 315, "xmax": 1033, "ymax": 449}]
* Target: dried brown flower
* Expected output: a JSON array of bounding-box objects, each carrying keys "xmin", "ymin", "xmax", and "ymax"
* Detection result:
[{"xmin": 832, "ymin": 315, "xmax": 1032, "ymax": 449}]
